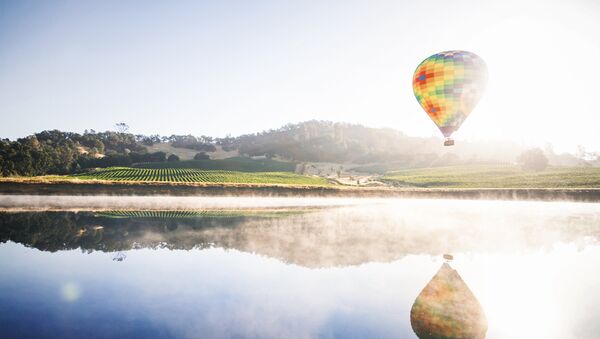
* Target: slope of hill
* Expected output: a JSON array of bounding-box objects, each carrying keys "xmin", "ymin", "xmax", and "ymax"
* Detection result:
[
  {"xmin": 145, "ymin": 143, "xmax": 238, "ymax": 160},
  {"xmin": 232, "ymin": 121, "xmax": 526, "ymax": 166}
]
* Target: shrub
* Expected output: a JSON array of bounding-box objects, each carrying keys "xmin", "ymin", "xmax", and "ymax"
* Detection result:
[{"xmin": 194, "ymin": 152, "xmax": 210, "ymax": 160}]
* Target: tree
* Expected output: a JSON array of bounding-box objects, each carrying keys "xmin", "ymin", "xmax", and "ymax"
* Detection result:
[
  {"xmin": 200, "ymin": 135, "xmax": 214, "ymax": 144},
  {"xmin": 115, "ymin": 122, "xmax": 129, "ymax": 133},
  {"xmin": 517, "ymin": 148, "xmax": 548, "ymax": 171},
  {"xmin": 194, "ymin": 152, "xmax": 210, "ymax": 160},
  {"xmin": 147, "ymin": 151, "xmax": 166, "ymax": 162},
  {"xmin": 167, "ymin": 154, "xmax": 180, "ymax": 162}
]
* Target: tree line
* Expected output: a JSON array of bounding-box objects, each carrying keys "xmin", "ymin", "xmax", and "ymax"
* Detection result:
[
  {"xmin": 0, "ymin": 127, "xmax": 245, "ymax": 176},
  {"xmin": 0, "ymin": 130, "xmax": 167, "ymax": 176}
]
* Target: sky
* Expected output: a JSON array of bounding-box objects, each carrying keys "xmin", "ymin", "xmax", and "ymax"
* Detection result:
[{"xmin": 1, "ymin": 0, "xmax": 599, "ymax": 153}]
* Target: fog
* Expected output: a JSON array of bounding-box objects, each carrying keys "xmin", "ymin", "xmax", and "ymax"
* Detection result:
[
  {"xmin": 2, "ymin": 197, "xmax": 598, "ymax": 268},
  {"xmin": 0, "ymin": 195, "xmax": 368, "ymax": 211},
  {"xmin": 1, "ymin": 194, "xmax": 599, "ymax": 211}
]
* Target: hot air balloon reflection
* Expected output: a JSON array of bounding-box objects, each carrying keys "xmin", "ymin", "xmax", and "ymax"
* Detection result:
[
  {"xmin": 413, "ymin": 51, "xmax": 488, "ymax": 146},
  {"xmin": 410, "ymin": 256, "xmax": 487, "ymax": 338}
]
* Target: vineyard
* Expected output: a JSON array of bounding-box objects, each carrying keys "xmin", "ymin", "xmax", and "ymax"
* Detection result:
[
  {"xmin": 95, "ymin": 209, "xmax": 311, "ymax": 219},
  {"xmin": 383, "ymin": 165, "xmax": 600, "ymax": 188},
  {"xmin": 73, "ymin": 167, "xmax": 329, "ymax": 185},
  {"xmin": 134, "ymin": 157, "xmax": 297, "ymax": 172}
]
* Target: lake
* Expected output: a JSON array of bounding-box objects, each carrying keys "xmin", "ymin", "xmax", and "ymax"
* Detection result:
[{"xmin": 0, "ymin": 197, "xmax": 599, "ymax": 338}]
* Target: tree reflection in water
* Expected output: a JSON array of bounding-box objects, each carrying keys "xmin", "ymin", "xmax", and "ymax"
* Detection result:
[{"xmin": 0, "ymin": 204, "xmax": 599, "ymax": 269}]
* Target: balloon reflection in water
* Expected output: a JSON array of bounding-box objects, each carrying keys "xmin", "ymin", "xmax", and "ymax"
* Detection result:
[{"xmin": 411, "ymin": 259, "xmax": 487, "ymax": 338}]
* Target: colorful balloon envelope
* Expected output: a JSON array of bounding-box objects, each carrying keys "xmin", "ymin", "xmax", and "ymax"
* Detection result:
[{"xmin": 413, "ymin": 50, "xmax": 488, "ymax": 146}]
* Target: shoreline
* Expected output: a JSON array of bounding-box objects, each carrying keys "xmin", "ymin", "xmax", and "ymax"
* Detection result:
[{"xmin": 1, "ymin": 181, "xmax": 600, "ymax": 202}]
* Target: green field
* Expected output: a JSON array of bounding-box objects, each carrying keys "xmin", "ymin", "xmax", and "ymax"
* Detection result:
[
  {"xmin": 133, "ymin": 157, "xmax": 297, "ymax": 172},
  {"xmin": 73, "ymin": 167, "xmax": 328, "ymax": 185},
  {"xmin": 383, "ymin": 165, "xmax": 600, "ymax": 188}
]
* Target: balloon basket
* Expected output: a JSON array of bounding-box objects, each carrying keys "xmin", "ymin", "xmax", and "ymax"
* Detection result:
[{"xmin": 444, "ymin": 138, "xmax": 455, "ymax": 146}]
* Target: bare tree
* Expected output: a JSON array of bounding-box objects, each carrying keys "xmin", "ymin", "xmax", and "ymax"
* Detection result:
[{"xmin": 115, "ymin": 122, "xmax": 129, "ymax": 133}]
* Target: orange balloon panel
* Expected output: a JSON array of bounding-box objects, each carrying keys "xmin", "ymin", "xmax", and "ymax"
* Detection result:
[{"xmin": 413, "ymin": 51, "xmax": 487, "ymax": 138}]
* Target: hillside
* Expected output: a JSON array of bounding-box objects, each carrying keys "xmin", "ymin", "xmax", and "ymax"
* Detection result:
[
  {"xmin": 233, "ymin": 121, "xmax": 525, "ymax": 165},
  {"xmin": 145, "ymin": 143, "xmax": 238, "ymax": 160},
  {"xmin": 1, "ymin": 120, "xmax": 597, "ymax": 178}
]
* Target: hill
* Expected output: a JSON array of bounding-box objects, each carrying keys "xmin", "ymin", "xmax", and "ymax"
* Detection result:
[{"xmin": 1, "ymin": 120, "xmax": 597, "ymax": 178}]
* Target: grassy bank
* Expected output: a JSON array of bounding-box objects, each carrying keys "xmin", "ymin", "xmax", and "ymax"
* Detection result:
[
  {"xmin": 383, "ymin": 165, "xmax": 600, "ymax": 188},
  {"xmin": 1, "ymin": 165, "xmax": 599, "ymax": 194},
  {"xmin": 0, "ymin": 180, "xmax": 599, "ymax": 202}
]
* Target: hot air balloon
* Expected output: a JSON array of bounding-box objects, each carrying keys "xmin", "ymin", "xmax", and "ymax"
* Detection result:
[{"xmin": 413, "ymin": 50, "xmax": 488, "ymax": 146}]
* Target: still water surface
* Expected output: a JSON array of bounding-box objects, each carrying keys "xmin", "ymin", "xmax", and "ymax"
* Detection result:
[{"xmin": 0, "ymin": 198, "xmax": 599, "ymax": 338}]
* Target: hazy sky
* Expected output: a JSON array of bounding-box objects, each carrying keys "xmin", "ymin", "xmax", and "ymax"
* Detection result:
[{"xmin": 1, "ymin": 0, "xmax": 599, "ymax": 152}]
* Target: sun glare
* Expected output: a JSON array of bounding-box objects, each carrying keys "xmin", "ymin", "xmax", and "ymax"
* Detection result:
[
  {"xmin": 465, "ymin": 4, "xmax": 600, "ymax": 152},
  {"xmin": 475, "ymin": 247, "xmax": 588, "ymax": 338}
]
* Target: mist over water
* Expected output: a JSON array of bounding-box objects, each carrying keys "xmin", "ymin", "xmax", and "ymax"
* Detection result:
[
  {"xmin": 0, "ymin": 197, "xmax": 599, "ymax": 338},
  {"xmin": 0, "ymin": 195, "xmax": 375, "ymax": 211}
]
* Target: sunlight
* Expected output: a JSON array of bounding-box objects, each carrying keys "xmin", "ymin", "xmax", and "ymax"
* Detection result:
[
  {"xmin": 478, "ymin": 249, "xmax": 578, "ymax": 338},
  {"xmin": 60, "ymin": 282, "xmax": 82, "ymax": 302},
  {"xmin": 468, "ymin": 3, "xmax": 600, "ymax": 151}
]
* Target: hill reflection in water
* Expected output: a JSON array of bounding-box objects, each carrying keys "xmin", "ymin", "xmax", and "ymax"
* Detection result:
[{"xmin": 1, "ymin": 200, "xmax": 598, "ymax": 268}]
